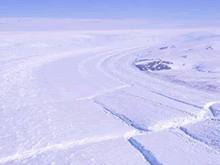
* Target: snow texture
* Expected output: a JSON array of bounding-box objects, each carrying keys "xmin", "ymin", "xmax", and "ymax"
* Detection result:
[{"xmin": 0, "ymin": 20, "xmax": 220, "ymax": 164}]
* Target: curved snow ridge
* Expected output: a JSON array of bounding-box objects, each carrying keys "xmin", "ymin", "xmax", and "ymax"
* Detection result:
[
  {"xmin": 203, "ymin": 101, "xmax": 220, "ymax": 110},
  {"xmin": 148, "ymin": 114, "xmax": 208, "ymax": 132},
  {"xmin": 75, "ymin": 84, "xmax": 131, "ymax": 101},
  {"xmin": 77, "ymin": 47, "xmax": 128, "ymax": 79},
  {"xmin": 148, "ymin": 101, "xmax": 220, "ymax": 132},
  {"xmin": 77, "ymin": 46, "xmax": 144, "ymax": 80},
  {"xmin": 179, "ymin": 126, "xmax": 220, "ymax": 154},
  {"xmin": 95, "ymin": 44, "xmax": 148, "ymax": 86},
  {"xmin": 0, "ymin": 46, "xmax": 108, "ymax": 92},
  {"xmin": 204, "ymin": 101, "xmax": 220, "ymax": 117},
  {"xmin": 0, "ymin": 130, "xmax": 144, "ymax": 164},
  {"xmin": 123, "ymin": 130, "xmax": 146, "ymax": 139},
  {"xmin": 96, "ymin": 46, "xmax": 147, "ymax": 81}
]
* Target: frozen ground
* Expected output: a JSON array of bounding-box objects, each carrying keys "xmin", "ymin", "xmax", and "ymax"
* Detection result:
[{"xmin": 0, "ymin": 20, "xmax": 220, "ymax": 164}]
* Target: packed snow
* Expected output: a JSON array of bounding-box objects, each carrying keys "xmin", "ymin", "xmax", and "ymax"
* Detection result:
[{"xmin": 0, "ymin": 19, "xmax": 220, "ymax": 164}]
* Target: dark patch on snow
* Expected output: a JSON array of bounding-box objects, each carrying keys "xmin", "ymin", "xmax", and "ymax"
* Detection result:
[
  {"xmin": 128, "ymin": 138, "xmax": 162, "ymax": 165},
  {"xmin": 137, "ymin": 59, "xmax": 156, "ymax": 62},
  {"xmin": 195, "ymin": 65, "xmax": 218, "ymax": 73},
  {"xmin": 135, "ymin": 59, "xmax": 173, "ymax": 71},
  {"xmin": 206, "ymin": 84, "xmax": 219, "ymax": 91},
  {"xmin": 159, "ymin": 45, "xmax": 175, "ymax": 50},
  {"xmin": 206, "ymin": 46, "xmax": 213, "ymax": 50}
]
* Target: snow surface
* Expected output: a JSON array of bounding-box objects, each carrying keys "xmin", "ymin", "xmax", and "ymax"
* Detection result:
[{"xmin": 0, "ymin": 21, "xmax": 220, "ymax": 164}]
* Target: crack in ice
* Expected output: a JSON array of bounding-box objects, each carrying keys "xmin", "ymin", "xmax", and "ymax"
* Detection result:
[
  {"xmin": 148, "ymin": 101, "xmax": 220, "ymax": 132},
  {"xmin": 0, "ymin": 130, "xmax": 145, "ymax": 164}
]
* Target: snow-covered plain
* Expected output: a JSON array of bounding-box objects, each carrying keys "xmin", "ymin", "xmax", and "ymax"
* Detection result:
[{"xmin": 0, "ymin": 19, "xmax": 220, "ymax": 164}]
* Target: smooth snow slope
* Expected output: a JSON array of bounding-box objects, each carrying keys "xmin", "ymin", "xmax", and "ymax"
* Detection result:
[{"xmin": 0, "ymin": 26, "xmax": 220, "ymax": 165}]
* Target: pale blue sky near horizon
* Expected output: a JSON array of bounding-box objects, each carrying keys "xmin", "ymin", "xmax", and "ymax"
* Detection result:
[{"xmin": 1, "ymin": 0, "xmax": 220, "ymax": 21}]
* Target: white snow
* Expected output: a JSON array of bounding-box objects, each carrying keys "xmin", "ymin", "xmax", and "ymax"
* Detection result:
[{"xmin": 0, "ymin": 19, "xmax": 220, "ymax": 164}]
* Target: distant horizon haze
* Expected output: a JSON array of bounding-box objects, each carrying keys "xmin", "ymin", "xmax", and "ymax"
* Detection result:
[{"xmin": 1, "ymin": 0, "xmax": 220, "ymax": 21}]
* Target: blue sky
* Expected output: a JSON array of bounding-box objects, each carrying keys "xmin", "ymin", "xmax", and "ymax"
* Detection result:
[{"xmin": 1, "ymin": 0, "xmax": 220, "ymax": 21}]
